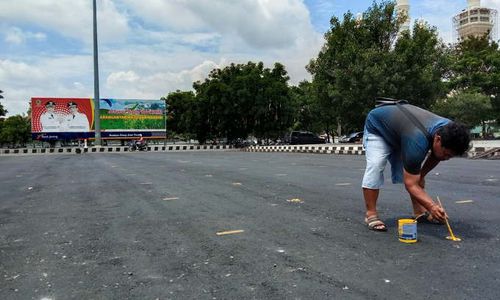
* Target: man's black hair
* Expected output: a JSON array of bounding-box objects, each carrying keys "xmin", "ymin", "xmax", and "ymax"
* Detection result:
[{"xmin": 436, "ymin": 122, "xmax": 470, "ymax": 155}]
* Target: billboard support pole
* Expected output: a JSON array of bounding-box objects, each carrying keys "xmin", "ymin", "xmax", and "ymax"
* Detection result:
[
  {"xmin": 164, "ymin": 99, "xmax": 167, "ymax": 146},
  {"xmin": 93, "ymin": 0, "xmax": 101, "ymax": 146}
]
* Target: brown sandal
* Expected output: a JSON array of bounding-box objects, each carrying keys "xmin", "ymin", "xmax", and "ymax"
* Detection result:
[{"xmin": 365, "ymin": 215, "xmax": 387, "ymax": 232}]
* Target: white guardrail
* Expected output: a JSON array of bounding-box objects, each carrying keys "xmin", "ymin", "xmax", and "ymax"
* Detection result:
[
  {"xmin": 0, "ymin": 145, "xmax": 234, "ymax": 156},
  {"xmin": 246, "ymin": 144, "xmax": 365, "ymax": 155}
]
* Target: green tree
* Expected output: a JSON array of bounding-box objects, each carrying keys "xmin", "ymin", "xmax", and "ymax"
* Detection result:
[
  {"xmin": 194, "ymin": 61, "xmax": 295, "ymax": 142},
  {"xmin": 0, "ymin": 115, "xmax": 31, "ymax": 147},
  {"xmin": 290, "ymin": 81, "xmax": 323, "ymax": 134},
  {"xmin": 447, "ymin": 35, "xmax": 500, "ymax": 120},
  {"xmin": 308, "ymin": 1, "xmax": 447, "ymax": 133},
  {"xmin": 0, "ymin": 90, "xmax": 6, "ymax": 117},
  {"xmin": 164, "ymin": 90, "xmax": 197, "ymax": 140},
  {"xmin": 432, "ymin": 92, "xmax": 494, "ymax": 136}
]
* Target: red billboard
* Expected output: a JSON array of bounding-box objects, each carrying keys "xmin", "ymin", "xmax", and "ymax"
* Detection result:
[{"xmin": 31, "ymin": 97, "xmax": 94, "ymax": 134}]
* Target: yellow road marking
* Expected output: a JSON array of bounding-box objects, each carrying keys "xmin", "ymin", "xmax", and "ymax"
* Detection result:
[
  {"xmin": 216, "ymin": 230, "xmax": 244, "ymax": 236},
  {"xmin": 287, "ymin": 198, "xmax": 303, "ymax": 203},
  {"xmin": 455, "ymin": 200, "xmax": 474, "ymax": 204},
  {"xmin": 163, "ymin": 197, "xmax": 179, "ymax": 201}
]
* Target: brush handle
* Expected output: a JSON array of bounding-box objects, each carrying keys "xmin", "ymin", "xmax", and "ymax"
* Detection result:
[{"xmin": 437, "ymin": 197, "xmax": 456, "ymax": 239}]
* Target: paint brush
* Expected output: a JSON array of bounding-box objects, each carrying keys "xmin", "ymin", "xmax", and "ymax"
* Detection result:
[{"xmin": 437, "ymin": 196, "xmax": 461, "ymax": 242}]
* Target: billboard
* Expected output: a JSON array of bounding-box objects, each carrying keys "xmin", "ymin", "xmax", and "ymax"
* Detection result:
[
  {"xmin": 31, "ymin": 97, "xmax": 166, "ymax": 140},
  {"xmin": 98, "ymin": 98, "xmax": 166, "ymax": 139},
  {"xmin": 31, "ymin": 97, "xmax": 94, "ymax": 140}
]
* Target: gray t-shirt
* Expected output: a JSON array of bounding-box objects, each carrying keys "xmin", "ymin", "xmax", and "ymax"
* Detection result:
[{"xmin": 365, "ymin": 104, "xmax": 450, "ymax": 174}]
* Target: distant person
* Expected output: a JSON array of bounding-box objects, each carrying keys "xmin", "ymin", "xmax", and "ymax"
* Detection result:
[
  {"xmin": 362, "ymin": 102, "xmax": 470, "ymax": 231},
  {"xmin": 40, "ymin": 101, "xmax": 63, "ymax": 132},
  {"xmin": 64, "ymin": 102, "xmax": 90, "ymax": 132}
]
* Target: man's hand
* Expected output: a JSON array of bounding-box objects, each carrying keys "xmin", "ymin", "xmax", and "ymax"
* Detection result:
[{"xmin": 429, "ymin": 204, "xmax": 447, "ymax": 223}]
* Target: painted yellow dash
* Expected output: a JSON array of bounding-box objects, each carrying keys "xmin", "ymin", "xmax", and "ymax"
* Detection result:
[
  {"xmin": 232, "ymin": 182, "xmax": 242, "ymax": 186},
  {"xmin": 216, "ymin": 230, "xmax": 244, "ymax": 236},
  {"xmin": 455, "ymin": 200, "xmax": 474, "ymax": 204},
  {"xmin": 335, "ymin": 183, "xmax": 351, "ymax": 186},
  {"xmin": 287, "ymin": 198, "xmax": 303, "ymax": 203},
  {"xmin": 163, "ymin": 197, "xmax": 179, "ymax": 201}
]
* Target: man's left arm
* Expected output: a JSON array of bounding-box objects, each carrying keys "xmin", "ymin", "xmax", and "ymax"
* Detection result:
[{"xmin": 419, "ymin": 152, "xmax": 440, "ymax": 187}]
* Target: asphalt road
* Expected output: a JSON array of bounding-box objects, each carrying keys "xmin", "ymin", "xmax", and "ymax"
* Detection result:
[{"xmin": 1, "ymin": 151, "xmax": 499, "ymax": 299}]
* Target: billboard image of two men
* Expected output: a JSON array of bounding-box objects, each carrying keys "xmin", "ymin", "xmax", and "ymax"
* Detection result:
[{"xmin": 32, "ymin": 98, "xmax": 93, "ymax": 133}]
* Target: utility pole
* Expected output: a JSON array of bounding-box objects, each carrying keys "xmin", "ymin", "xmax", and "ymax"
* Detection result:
[{"xmin": 93, "ymin": 0, "xmax": 101, "ymax": 146}]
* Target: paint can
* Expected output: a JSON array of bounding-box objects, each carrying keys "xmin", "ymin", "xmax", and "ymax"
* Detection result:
[{"xmin": 398, "ymin": 218, "xmax": 417, "ymax": 243}]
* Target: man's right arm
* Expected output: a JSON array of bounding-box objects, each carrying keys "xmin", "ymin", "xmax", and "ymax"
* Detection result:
[{"xmin": 403, "ymin": 169, "xmax": 447, "ymax": 222}]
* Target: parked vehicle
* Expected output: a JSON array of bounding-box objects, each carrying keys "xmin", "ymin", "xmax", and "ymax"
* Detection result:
[
  {"xmin": 339, "ymin": 131, "xmax": 363, "ymax": 143},
  {"xmin": 230, "ymin": 138, "xmax": 257, "ymax": 148},
  {"xmin": 284, "ymin": 131, "xmax": 326, "ymax": 145}
]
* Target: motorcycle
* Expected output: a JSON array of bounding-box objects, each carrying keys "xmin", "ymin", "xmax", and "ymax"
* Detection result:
[{"xmin": 128, "ymin": 140, "xmax": 148, "ymax": 151}]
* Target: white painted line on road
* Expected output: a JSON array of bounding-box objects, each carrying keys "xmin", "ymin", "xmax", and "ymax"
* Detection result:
[
  {"xmin": 335, "ymin": 183, "xmax": 352, "ymax": 186},
  {"xmin": 205, "ymin": 174, "xmax": 213, "ymax": 177},
  {"xmin": 140, "ymin": 182, "xmax": 153, "ymax": 185},
  {"xmin": 127, "ymin": 173, "xmax": 136, "ymax": 176},
  {"xmin": 287, "ymin": 198, "xmax": 303, "ymax": 203},
  {"xmin": 163, "ymin": 197, "xmax": 179, "ymax": 201},
  {"xmin": 232, "ymin": 182, "xmax": 242, "ymax": 186},
  {"xmin": 486, "ymin": 178, "xmax": 498, "ymax": 182},
  {"xmin": 178, "ymin": 160, "xmax": 190, "ymax": 163},
  {"xmin": 216, "ymin": 230, "xmax": 244, "ymax": 236},
  {"xmin": 455, "ymin": 200, "xmax": 474, "ymax": 204}
]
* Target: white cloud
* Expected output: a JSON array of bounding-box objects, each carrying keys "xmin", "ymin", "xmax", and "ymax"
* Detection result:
[
  {"xmin": 0, "ymin": 0, "xmax": 129, "ymax": 44},
  {"xmin": 0, "ymin": 0, "xmax": 323, "ymax": 116},
  {"xmin": 106, "ymin": 60, "xmax": 220, "ymax": 99},
  {"xmin": 4, "ymin": 27, "xmax": 47, "ymax": 45},
  {"xmin": 124, "ymin": 0, "xmax": 318, "ymax": 50}
]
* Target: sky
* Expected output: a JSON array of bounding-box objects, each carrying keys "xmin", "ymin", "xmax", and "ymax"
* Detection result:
[{"xmin": 1, "ymin": 0, "xmax": 500, "ymax": 116}]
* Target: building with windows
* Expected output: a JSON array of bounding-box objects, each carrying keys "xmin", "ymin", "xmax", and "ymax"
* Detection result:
[{"xmin": 453, "ymin": 0, "xmax": 498, "ymax": 41}]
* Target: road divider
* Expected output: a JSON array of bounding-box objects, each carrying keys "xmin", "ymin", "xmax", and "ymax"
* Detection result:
[
  {"xmin": 0, "ymin": 145, "xmax": 234, "ymax": 156},
  {"xmin": 246, "ymin": 144, "xmax": 365, "ymax": 155}
]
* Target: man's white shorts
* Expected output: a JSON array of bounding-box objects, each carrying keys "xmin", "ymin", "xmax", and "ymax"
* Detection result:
[{"xmin": 362, "ymin": 130, "xmax": 403, "ymax": 189}]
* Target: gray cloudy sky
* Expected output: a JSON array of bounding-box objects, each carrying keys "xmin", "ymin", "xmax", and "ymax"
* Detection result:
[{"xmin": 1, "ymin": 0, "xmax": 499, "ymax": 116}]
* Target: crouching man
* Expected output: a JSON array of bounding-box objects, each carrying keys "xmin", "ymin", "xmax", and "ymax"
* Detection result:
[{"xmin": 362, "ymin": 103, "xmax": 470, "ymax": 231}]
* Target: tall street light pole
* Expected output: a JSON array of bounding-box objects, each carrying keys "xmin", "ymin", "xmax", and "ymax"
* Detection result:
[{"xmin": 93, "ymin": 0, "xmax": 101, "ymax": 146}]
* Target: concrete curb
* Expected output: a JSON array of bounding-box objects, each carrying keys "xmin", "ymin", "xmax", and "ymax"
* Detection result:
[
  {"xmin": 0, "ymin": 145, "xmax": 234, "ymax": 156},
  {"xmin": 245, "ymin": 144, "xmax": 365, "ymax": 155}
]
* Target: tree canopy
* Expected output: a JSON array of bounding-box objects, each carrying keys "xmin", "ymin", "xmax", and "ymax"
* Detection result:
[{"xmin": 307, "ymin": 1, "xmax": 447, "ymax": 134}]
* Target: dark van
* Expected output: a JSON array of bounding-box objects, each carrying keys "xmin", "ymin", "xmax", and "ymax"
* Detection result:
[{"xmin": 285, "ymin": 131, "xmax": 326, "ymax": 145}]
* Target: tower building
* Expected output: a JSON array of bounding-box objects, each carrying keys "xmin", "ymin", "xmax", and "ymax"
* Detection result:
[
  {"xmin": 453, "ymin": 0, "xmax": 498, "ymax": 41},
  {"xmin": 396, "ymin": 0, "xmax": 410, "ymax": 32}
]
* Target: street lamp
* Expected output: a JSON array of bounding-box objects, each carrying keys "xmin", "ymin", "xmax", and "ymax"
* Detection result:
[{"xmin": 93, "ymin": 0, "xmax": 101, "ymax": 146}]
